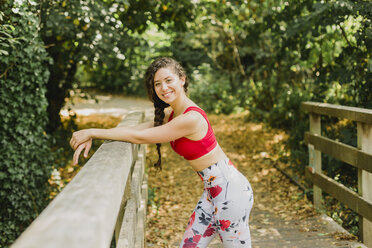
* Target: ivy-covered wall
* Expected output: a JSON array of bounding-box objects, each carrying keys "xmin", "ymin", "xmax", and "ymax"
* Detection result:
[{"xmin": 0, "ymin": 1, "xmax": 53, "ymax": 246}]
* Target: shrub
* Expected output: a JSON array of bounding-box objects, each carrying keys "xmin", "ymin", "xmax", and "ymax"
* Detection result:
[{"xmin": 0, "ymin": 1, "xmax": 52, "ymax": 246}]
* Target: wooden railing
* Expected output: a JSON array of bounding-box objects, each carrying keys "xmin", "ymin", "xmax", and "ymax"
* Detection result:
[
  {"xmin": 11, "ymin": 111, "xmax": 148, "ymax": 248},
  {"xmin": 302, "ymin": 102, "xmax": 372, "ymax": 247}
]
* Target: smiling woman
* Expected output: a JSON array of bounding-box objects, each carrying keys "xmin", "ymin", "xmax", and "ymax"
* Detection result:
[{"xmin": 69, "ymin": 57, "xmax": 254, "ymax": 248}]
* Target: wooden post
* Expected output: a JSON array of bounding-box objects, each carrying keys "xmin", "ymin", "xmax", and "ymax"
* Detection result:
[
  {"xmin": 309, "ymin": 113, "xmax": 322, "ymax": 209},
  {"xmin": 357, "ymin": 123, "xmax": 372, "ymax": 246}
]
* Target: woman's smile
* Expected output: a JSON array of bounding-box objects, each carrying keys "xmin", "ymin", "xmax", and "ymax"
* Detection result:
[{"xmin": 162, "ymin": 91, "xmax": 174, "ymax": 97}]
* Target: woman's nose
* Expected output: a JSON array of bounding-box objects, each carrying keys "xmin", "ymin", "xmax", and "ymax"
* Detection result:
[{"xmin": 160, "ymin": 82, "xmax": 168, "ymax": 90}]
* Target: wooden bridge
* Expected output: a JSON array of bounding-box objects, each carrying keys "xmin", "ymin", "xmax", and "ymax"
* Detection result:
[{"xmin": 11, "ymin": 102, "xmax": 372, "ymax": 248}]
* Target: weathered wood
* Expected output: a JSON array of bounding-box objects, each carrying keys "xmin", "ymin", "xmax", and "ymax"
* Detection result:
[
  {"xmin": 115, "ymin": 175, "xmax": 132, "ymax": 244},
  {"xmin": 309, "ymin": 113, "xmax": 322, "ymax": 209},
  {"xmin": 135, "ymin": 173, "xmax": 148, "ymax": 248},
  {"xmin": 306, "ymin": 167, "xmax": 372, "ymax": 222},
  {"xmin": 131, "ymin": 158, "xmax": 144, "ymax": 209},
  {"xmin": 358, "ymin": 123, "xmax": 372, "ymax": 246},
  {"xmin": 12, "ymin": 112, "xmax": 144, "ymax": 248},
  {"xmin": 116, "ymin": 144, "xmax": 147, "ymax": 248},
  {"xmin": 304, "ymin": 132, "xmax": 372, "ymax": 173},
  {"xmin": 117, "ymin": 198, "xmax": 137, "ymax": 248},
  {"xmin": 303, "ymin": 102, "xmax": 372, "ymax": 247},
  {"xmin": 357, "ymin": 123, "xmax": 364, "ymax": 242},
  {"xmin": 301, "ymin": 102, "xmax": 372, "ymax": 124}
]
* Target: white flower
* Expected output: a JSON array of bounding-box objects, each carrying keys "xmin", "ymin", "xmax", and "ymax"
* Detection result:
[{"xmin": 12, "ymin": 8, "xmax": 19, "ymax": 14}]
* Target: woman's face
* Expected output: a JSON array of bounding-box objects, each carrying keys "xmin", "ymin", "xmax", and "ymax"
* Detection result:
[{"xmin": 153, "ymin": 67, "xmax": 185, "ymax": 104}]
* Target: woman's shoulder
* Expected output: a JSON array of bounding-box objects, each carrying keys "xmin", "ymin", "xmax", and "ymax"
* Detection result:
[
  {"xmin": 183, "ymin": 105, "xmax": 207, "ymax": 119},
  {"xmin": 183, "ymin": 106, "xmax": 209, "ymax": 127}
]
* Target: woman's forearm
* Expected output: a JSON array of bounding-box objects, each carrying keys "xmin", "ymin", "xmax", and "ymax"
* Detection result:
[
  {"xmin": 88, "ymin": 120, "xmax": 154, "ymax": 144},
  {"xmin": 90, "ymin": 127, "xmax": 142, "ymax": 144}
]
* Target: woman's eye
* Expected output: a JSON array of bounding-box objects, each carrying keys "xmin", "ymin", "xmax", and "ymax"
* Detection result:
[
  {"xmin": 166, "ymin": 79, "xmax": 172, "ymax": 83},
  {"xmin": 155, "ymin": 83, "xmax": 161, "ymax": 87}
]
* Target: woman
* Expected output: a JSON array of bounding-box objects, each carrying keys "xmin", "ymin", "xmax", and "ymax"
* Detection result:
[{"xmin": 70, "ymin": 57, "xmax": 254, "ymax": 247}]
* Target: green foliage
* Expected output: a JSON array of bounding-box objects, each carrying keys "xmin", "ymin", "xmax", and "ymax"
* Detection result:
[
  {"xmin": 189, "ymin": 63, "xmax": 241, "ymax": 114},
  {"xmin": 41, "ymin": 0, "xmax": 195, "ymax": 132},
  {"xmin": 77, "ymin": 1, "xmax": 195, "ymax": 96},
  {"xmin": 40, "ymin": 0, "xmax": 129, "ymax": 132},
  {"xmin": 0, "ymin": 1, "xmax": 53, "ymax": 246}
]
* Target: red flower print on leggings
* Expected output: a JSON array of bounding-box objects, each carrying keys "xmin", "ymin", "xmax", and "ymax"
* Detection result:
[
  {"xmin": 219, "ymin": 219, "xmax": 231, "ymax": 231},
  {"xmin": 203, "ymin": 223, "xmax": 216, "ymax": 238},
  {"xmin": 186, "ymin": 212, "xmax": 196, "ymax": 231},
  {"xmin": 183, "ymin": 234, "xmax": 202, "ymax": 248},
  {"xmin": 207, "ymin": 185, "xmax": 222, "ymax": 198}
]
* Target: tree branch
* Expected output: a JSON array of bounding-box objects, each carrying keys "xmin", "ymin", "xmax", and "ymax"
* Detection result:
[
  {"xmin": 0, "ymin": 63, "xmax": 14, "ymax": 79},
  {"xmin": 338, "ymin": 23, "xmax": 353, "ymax": 47}
]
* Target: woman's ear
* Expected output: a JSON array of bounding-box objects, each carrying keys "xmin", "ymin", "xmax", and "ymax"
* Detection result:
[{"xmin": 180, "ymin": 77, "xmax": 186, "ymax": 86}]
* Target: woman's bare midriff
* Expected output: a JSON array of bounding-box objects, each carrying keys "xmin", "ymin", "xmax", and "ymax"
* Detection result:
[{"xmin": 188, "ymin": 144, "xmax": 228, "ymax": 172}]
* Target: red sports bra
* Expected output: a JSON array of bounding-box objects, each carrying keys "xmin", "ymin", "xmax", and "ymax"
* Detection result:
[{"xmin": 168, "ymin": 106, "xmax": 217, "ymax": 160}]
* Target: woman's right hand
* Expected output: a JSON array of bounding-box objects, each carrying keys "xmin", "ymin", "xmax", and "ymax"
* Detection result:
[
  {"xmin": 70, "ymin": 129, "xmax": 92, "ymax": 150},
  {"xmin": 72, "ymin": 138, "xmax": 92, "ymax": 165}
]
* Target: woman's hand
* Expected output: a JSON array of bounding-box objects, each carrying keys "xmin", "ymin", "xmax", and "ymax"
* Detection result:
[
  {"xmin": 70, "ymin": 129, "xmax": 92, "ymax": 150},
  {"xmin": 72, "ymin": 139, "xmax": 92, "ymax": 165}
]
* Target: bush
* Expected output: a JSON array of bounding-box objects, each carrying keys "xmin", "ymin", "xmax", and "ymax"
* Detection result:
[
  {"xmin": 189, "ymin": 63, "xmax": 241, "ymax": 114},
  {"xmin": 0, "ymin": 1, "xmax": 52, "ymax": 246}
]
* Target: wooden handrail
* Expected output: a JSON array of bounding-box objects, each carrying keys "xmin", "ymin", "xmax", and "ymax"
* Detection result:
[
  {"xmin": 301, "ymin": 102, "xmax": 372, "ymax": 124},
  {"xmin": 306, "ymin": 167, "xmax": 372, "ymax": 221},
  {"xmin": 302, "ymin": 101, "xmax": 372, "ymax": 246},
  {"xmin": 12, "ymin": 111, "xmax": 147, "ymax": 248},
  {"xmin": 304, "ymin": 132, "xmax": 372, "ymax": 173}
]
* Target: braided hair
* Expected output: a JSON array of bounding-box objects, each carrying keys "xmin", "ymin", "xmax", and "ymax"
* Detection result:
[{"xmin": 144, "ymin": 57, "xmax": 189, "ymax": 170}]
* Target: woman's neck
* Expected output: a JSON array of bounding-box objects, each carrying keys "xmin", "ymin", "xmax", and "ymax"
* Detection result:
[{"xmin": 170, "ymin": 94, "xmax": 194, "ymax": 117}]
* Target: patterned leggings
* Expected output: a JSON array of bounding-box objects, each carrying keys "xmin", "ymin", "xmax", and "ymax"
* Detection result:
[{"xmin": 180, "ymin": 158, "xmax": 254, "ymax": 248}]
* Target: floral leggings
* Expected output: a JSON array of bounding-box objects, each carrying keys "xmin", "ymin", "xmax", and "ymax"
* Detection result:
[{"xmin": 180, "ymin": 158, "xmax": 254, "ymax": 248}]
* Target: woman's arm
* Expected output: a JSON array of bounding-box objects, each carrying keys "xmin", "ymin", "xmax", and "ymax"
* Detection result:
[
  {"xmin": 130, "ymin": 120, "xmax": 154, "ymax": 130},
  {"xmin": 94, "ymin": 112, "xmax": 199, "ymax": 144},
  {"xmin": 70, "ymin": 111, "xmax": 201, "ymax": 150}
]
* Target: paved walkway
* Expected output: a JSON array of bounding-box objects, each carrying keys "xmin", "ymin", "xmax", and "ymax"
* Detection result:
[
  {"xmin": 249, "ymin": 208, "xmax": 364, "ymax": 248},
  {"xmin": 174, "ymin": 208, "xmax": 365, "ymax": 248},
  {"xmin": 62, "ymin": 91, "xmax": 153, "ymax": 117}
]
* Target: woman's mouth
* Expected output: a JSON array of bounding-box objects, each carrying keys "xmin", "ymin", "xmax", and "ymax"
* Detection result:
[{"xmin": 163, "ymin": 91, "xmax": 173, "ymax": 98}]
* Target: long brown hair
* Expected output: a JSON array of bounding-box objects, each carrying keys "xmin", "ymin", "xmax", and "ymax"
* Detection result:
[{"xmin": 144, "ymin": 57, "xmax": 188, "ymax": 170}]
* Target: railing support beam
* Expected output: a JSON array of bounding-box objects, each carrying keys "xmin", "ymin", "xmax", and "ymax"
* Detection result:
[
  {"xmin": 358, "ymin": 123, "xmax": 372, "ymax": 246},
  {"xmin": 309, "ymin": 113, "xmax": 322, "ymax": 209}
]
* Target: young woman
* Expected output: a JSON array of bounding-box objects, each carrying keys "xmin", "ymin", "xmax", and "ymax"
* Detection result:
[{"xmin": 70, "ymin": 57, "xmax": 254, "ymax": 247}]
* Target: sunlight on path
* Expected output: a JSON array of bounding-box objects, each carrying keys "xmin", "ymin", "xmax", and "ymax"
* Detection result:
[{"xmin": 62, "ymin": 91, "xmax": 153, "ymax": 117}]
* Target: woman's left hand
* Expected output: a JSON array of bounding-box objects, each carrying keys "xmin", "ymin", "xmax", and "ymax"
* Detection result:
[{"xmin": 70, "ymin": 129, "xmax": 92, "ymax": 150}]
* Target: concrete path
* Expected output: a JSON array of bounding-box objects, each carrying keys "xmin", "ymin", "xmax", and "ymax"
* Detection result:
[
  {"xmin": 62, "ymin": 91, "xmax": 153, "ymax": 117},
  {"xmin": 174, "ymin": 207, "xmax": 366, "ymax": 248}
]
